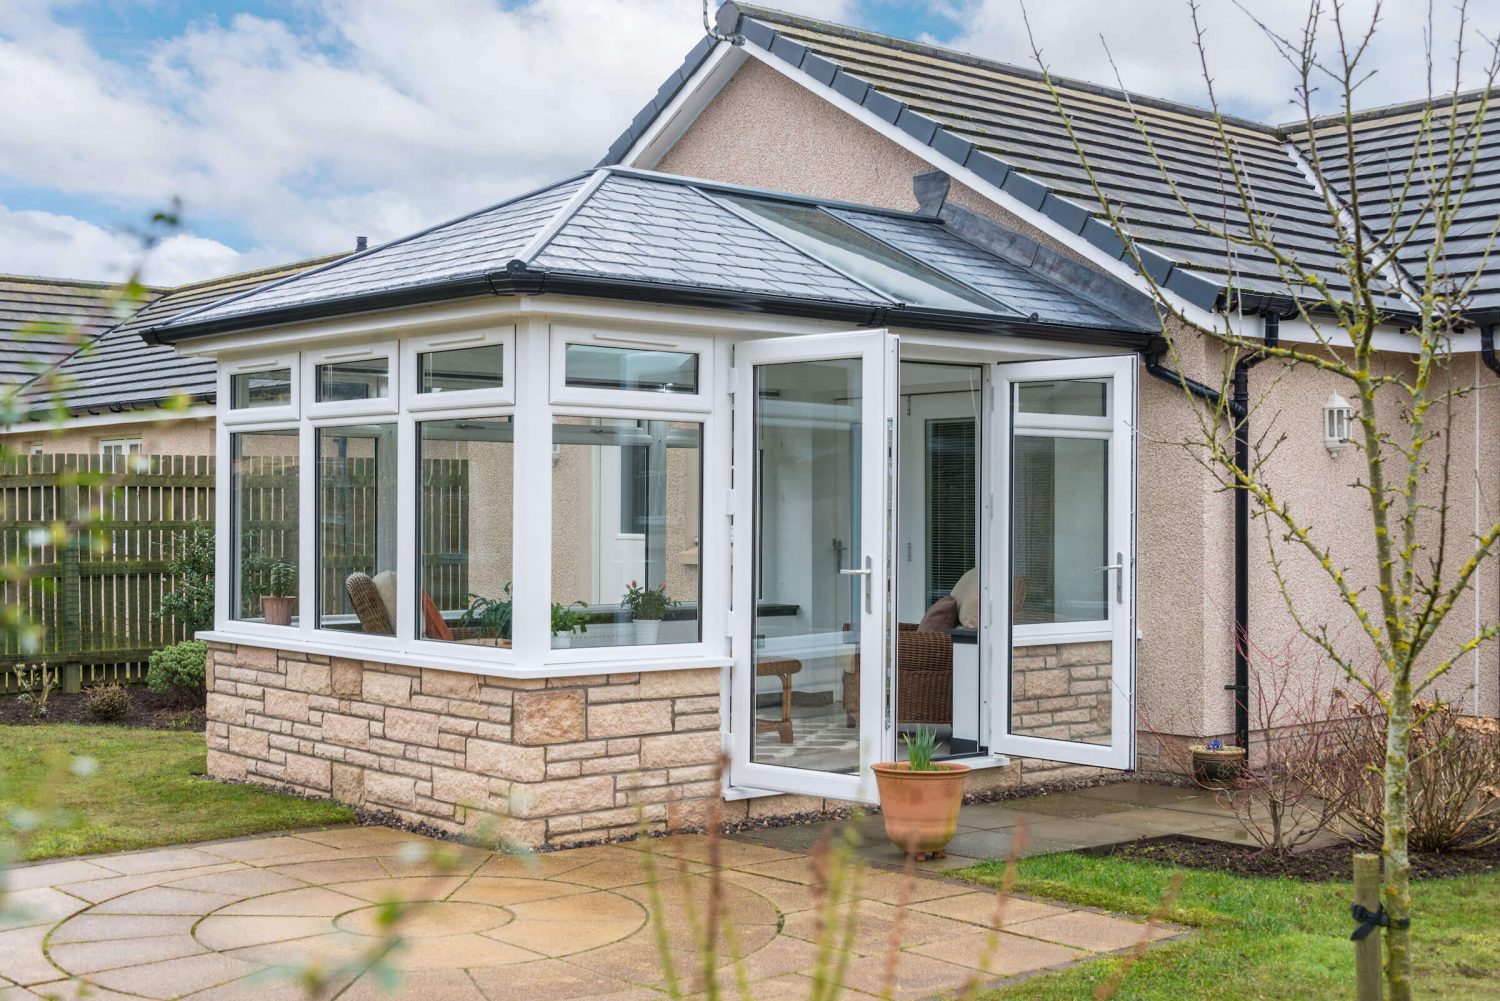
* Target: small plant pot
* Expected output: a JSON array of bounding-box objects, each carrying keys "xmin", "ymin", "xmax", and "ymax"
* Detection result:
[
  {"xmin": 634, "ymin": 619, "xmax": 661, "ymax": 645},
  {"xmin": 553, "ymin": 633, "xmax": 571, "ymax": 649},
  {"xmin": 1191, "ymin": 745, "xmax": 1245, "ymax": 787},
  {"xmin": 872, "ymin": 761, "xmax": 970, "ymax": 860},
  {"xmin": 260, "ymin": 595, "xmax": 294, "ymax": 627}
]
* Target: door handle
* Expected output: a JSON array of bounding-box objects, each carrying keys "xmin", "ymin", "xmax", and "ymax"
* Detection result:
[
  {"xmin": 1095, "ymin": 552, "xmax": 1125, "ymax": 604},
  {"xmin": 840, "ymin": 555, "xmax": 874, "ymax": 613}
]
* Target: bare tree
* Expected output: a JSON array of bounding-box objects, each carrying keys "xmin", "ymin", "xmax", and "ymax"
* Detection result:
[{"xmin": 1021, "ymin": 2, "xmax": 1499, "ymax": 997}]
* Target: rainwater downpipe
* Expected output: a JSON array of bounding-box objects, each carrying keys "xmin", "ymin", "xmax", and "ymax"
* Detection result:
[
  {"xmin": 1142, "ymin": 312, "xmax": 1279, "ymax": 754},
  {"xmin": 1483, "ymin": 324, "xmax": 1499, "ymax": 718}
]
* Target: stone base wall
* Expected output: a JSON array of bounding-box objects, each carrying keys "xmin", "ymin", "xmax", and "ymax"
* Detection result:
[
  {"xmin": 1009, "ymin": 642, "xmax": 1114, "ymax": 744},
  {"xmin": 205, "ymin": 643, "xmax": 724, "ymax": 846}
]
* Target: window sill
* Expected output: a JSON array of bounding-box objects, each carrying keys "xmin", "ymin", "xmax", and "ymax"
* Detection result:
[{"xmin": 198, "ymin": 629, "xmax": 732, "ymax": 680}]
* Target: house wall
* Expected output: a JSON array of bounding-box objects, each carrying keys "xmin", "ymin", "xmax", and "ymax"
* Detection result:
[
  {"xmin": 5, "ymin": 415, "xmax": 217, "ymax": 456},
  {"xmin": 656, "ymin": 58, "xmax": 1500, "ymax": 750}
]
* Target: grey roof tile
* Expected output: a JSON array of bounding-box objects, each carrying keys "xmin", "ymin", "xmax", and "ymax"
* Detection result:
[{"xmin": 0, "ymin": 277, "xmax": 148, "ymax": 387}]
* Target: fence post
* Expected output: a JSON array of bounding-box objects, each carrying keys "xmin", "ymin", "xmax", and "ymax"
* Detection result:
[
  {"xmin": 1353, "ymin": 852, "xmax": 1382, "ymax": 1001},
  {"xmin": 58, "ymin": 466, "xmax": 83, "ymax": 694}
]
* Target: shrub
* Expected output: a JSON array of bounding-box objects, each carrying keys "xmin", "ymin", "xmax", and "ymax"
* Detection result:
[
  {"xmin": 147, "ymin": 640, "xmax": 208, "ymax": 697},
  {"xmin": 1328, "ymin": 695, "xmax": 1500, "ymax": 852},
  {"xmin": 86, "ymin": 683, "xmax": 132, "ymax": 721},
  {"xmin": 156, "ymin": 526, "xmax": 215, "ymax": 635}
]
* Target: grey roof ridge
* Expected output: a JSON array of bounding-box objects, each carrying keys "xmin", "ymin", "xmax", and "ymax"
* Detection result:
[
  {"xmin": 146, "ymin": 171, "xmax": 593, "ymax": 342},
  {"xmin": 1285, "ymin": 86, "xmax": 1494, "ymax": 134},
  {"xmin": 604, "ymin": 164, "xmax": 944, "ymax": 221},
  {"xmin": 596, "ymin": 34, "xmax": 723, "ymax": 168},
  {"xmin": 0, "ymin": 273, "xmax": 167, "ymax": 293},
  {"xmin": 512, "ymin": 168, "xmax": 613, "ymax": 266},
  {"xmin": 144, "ymin": 252, "xmax": 349, "ymax": 298},
  {"xmin": 717, "ymin": 5, "xmax": 1225, "ymax": 311}
]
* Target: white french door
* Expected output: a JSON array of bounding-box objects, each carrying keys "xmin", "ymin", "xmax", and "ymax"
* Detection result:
[
  {"xmin": 990, "ymin": 355, "xmax": 1137, "ymax": 769},
  {"xmin": 729, "ymin": 329, "xmax": 899, "ymax": 801}
]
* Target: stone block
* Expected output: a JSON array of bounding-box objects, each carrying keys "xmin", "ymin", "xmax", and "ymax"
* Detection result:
[
  {"xmin": 422, "ymin": 668, "xmax": 480, "ymax": 699},
  {"xmin": 431, "ymin": 766, "xmax": 491, "ymax": 807},
  {"xmin": 513, "ymin": 689, "xmax": 586, "ymax": 745},
  {"xmin": 263, "ymin": 689, "xmax": 310, "ymax": 722},
  {"xmin": 322, "ymin": 713, "xmax": 371, "ymax": 748},
  {"xmin": 385, "ymin": 708, "xmax": 441, "ymax": 747},
  {"xmin": 207, "ymin": 692, "xmax": 255, "ymax": 726},
  {"xmin": 587, "ymin": 700, "xmax": 672, "ymax": 739},
  {"xmin": 467, "ymin": 738, "xmax": 547, "ymax": 782},
  {"xmin": 640, "ymin": 731, "xmax": 722, "ymax": 770},
  {"xmin": 207, "ymin": 750, "xmax": 248, "ymax": 782},
  {"xmin": 1020, "ymin": 669, "xmax": 1070, "ymax": 698},
  {"xmin": 286, "ymin": 660, "xmax": 332, "ymax": 695},
  {"xmin": 508, "ymin": 776, "xmax": 616, "ymax": 818},
  {"xmin": 674, "ymin": 712, "xmax": 720, "ymax": 732},
  {"xmin": 227, "ymin": 725, "xmax": 269, "ymax": 759},
  {"xmin": 286, "ymin": 753, "xmax": 332, "ymax": 791},
  {"xmin": 637, "ymin": 668, "xmax": 721, "ymax": 699},
  {"xmin": 331, "ymin": 659, "xmax": 364, "ymax": 697},
  {"xmin": 362, "ymin": 671, "xmax": 413, "ymax": 706},
  {"xmin": 237, "ymin": 646, "xmax": 278, "ymax": 671},
  {"xmin": 365, "ymin": 771, "xmax": 416, "ymax": 807}
]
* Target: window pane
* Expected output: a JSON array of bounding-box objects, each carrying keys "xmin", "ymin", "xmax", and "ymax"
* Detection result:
[
  {"xmin": 418, "ymin": 344, "xmax": 504, "ymax": 394},
  {"xmin": 231, "ymin": 368, "xmax": 292, "ymax": 409},
  {"xmin": 417, "ymin": 418, "xmax": 513, "ymax": 647},
  {"xmin": 317, "ymin": 357, "xmax": 389, "ymax": 403},
  {"xmin": 231, "ymin": 429, "xmax": 299, "ymax": 626},
  {"xmin": 317, "ymin": 424, "xmax": 397, "ymax": 633},
  {"xmin": 551, "ymin": 417, "xmax": 702, "ymax": 649},
  {"xmin": 1016, "ymin": 380, "xmax": 1107, "ymax": 417},
  {"xmin": 564, "ymin": 344, "xmax": 698, "ymax": 394},
  {"xmin": 1012, "ymin": 434, "xmax": 1108, "ymax": 624}
]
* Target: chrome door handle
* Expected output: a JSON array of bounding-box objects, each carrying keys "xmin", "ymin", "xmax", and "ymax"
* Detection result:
[
  {"xmin": 1095, "ymin": 552, "xmax": 1125, "ymax": 604},
  {"xmin": 840, "ymin": 555, "xmax": 874, "ymax": 613}
]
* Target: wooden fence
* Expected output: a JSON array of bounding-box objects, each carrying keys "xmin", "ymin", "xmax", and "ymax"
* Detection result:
[{"xmin": 1, "ymin": 452, "xmax": 472, "ymax": 693}]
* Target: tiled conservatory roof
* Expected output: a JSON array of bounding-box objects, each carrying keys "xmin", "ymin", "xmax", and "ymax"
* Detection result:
[
  {"xmin": 603, "ymin": 3, "xmax": 1498, "ymax": 319},
  {"xmin": 146, "ymin": 169, "xmax": 1155, "ymax": 344}
]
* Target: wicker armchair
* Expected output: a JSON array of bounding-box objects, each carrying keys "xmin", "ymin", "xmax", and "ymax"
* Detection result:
[
  {"xmin": 842, "ymin": 624, "xmax": 953, "ymax": 727},
  {"xmin": 346, "ymin": 572, "xmax": 394, "ymax": 635}
]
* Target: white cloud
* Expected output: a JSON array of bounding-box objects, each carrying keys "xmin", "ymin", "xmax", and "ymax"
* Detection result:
[{"xmin": 0, "ymin": 0, "xmax": 1488, "ymax": 285}]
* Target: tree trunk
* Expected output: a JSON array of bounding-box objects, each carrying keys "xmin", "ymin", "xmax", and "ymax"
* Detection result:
[{"xmin": 1383, "ymin": 680, "xmax": 1413, "ymax": 1001}]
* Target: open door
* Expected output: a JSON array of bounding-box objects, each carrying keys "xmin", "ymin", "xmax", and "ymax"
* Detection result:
[
  {"xmin": 729, "ymin": 330, "xmax": 899, "ymax": 802},
  {"xmin": 991, "ymin": 355, "xmax": 1137, "ymax": 770}
]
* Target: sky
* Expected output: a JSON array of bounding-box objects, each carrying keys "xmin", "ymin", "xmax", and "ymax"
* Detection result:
[{"xmin": 1, "ymin": 0, "xmax": 1494, "ymax": 286}]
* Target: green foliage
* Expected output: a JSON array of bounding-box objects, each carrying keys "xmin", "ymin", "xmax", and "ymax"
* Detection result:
[
  {"xmin": 458, "ymin": 584, "xmax": 512, "ymax": 640},
  {"xmin": 902, "ymin": 726, "xmax": 940, "ymax": 771},
  {"xmin": 240, "ymin": 554, "xmax": 296, "ymax": 601},
  {"xmin": 622, "ymin": 580, "xmax": 676, "ymax": 621},
  {"xmin": 85, "ymin": 683, "xmax": 132, "ymax": 722},
  {"xmin": 156, "ymin": 526, "xmax": 215, "ymax": 635},
  {"xmin": 551, "ymin": 601, "xmax": 590, "ymax": 637},
  {"xmin": 146, "ymin": 640, "xmax": 207, "ymax": 696}
]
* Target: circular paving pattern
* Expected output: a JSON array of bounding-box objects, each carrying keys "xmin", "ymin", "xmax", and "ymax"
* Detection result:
[{"xmin": 335, "ymin": 900, "xmax": 513, "ymax": 938}]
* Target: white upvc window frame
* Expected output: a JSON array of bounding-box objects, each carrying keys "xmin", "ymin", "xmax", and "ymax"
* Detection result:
[
  {"xmin": 218, "ymin": 418, "xmax": 306, "ymax": 640},
  {"xmin": 406, "ymin": 401, "xmax": 517, "ymax": 670},
  {"xmin": 220, "ymin": 353, "xmax": 300, "ymax": 425},
  {"xmin": 402, "ymin": 326, "xmax": 516, "ymax": 411},
  {"xmin": 549, "ymin": 324, "xmax": 714, "ymax": 413},
  {"xmin": 304, "ymin": 341, "xmax": 399, "ymax": 419},
  {"xmin": 98, "ymin": 437, "xmax": 143, "ymax": 457}
]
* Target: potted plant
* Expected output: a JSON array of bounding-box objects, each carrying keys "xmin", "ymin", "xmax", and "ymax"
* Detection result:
[
  {"xmin": 260, "ymin": 561, "xmax": 296, "ymax": 626},
  {"xmin": 1190, "ymin": 737, "xmax": 1245, "ymax": 787},
  {"xmin": 622, "ymin": 580, "xmax": 676, "ymax": 645},
  {"xmin": 458, "ymin": 584, "xmax": 512, "ymax": 646},
  {"xmin": 872, "ymin": 727, "xmax": 970, "ymax": 860},
  {"xmin": 551, "ymin": 601, "xmax": 589, "ymax": 648}
]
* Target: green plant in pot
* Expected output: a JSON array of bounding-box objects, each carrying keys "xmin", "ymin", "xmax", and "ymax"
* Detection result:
[
  {"xmin": 872, "ymin": 726, "xmax": 970, "ymax": 860},
  {"xmin": 259, "ymin": 561, "xmax": 297, "ymax": 626},
  {"xmin": 551, "ymin": 601, "xmax": 589, "ymax": 648},
  {"xmin": 622, "ymin": 580, "xmax": 676, "ymax": 645},
  {"xmin": 1190, "ymin": 737, "xmax": 1245, "ymax": 787},
  {"xmin": 458, "ymin": 584, "xmax": 512, "ymax": 645}
]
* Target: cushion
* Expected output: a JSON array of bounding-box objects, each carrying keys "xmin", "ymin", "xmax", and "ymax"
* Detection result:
[
  {"xmin": 950, "ymin": 568, "xmax": 980, "ymax": 629},
  {"xmin": 917, "ymin": 595, "xmax": 959, "ymax": 632},
  {"xmin": 422, "ymin": 592, "xmax": 453, "ymax": 642},
  {"xmin": 372, "ymin": 571, "xmax": 398, "ymax": 628}
]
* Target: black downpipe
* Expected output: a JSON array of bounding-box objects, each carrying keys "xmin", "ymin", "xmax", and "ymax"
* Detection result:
[
  {"xmin": 1484, "ymin": 323, "xmax": 1500, "ymax": 379},
  {"xmin": 1142, "ymin": 314, "xmax": 1278, "ymax": 754}
]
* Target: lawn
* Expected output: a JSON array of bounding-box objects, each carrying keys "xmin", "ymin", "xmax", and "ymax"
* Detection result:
[
  {"xmin": 1, "ymin": 725, "xmax": 355, "ymax": 861},
  {"xmin": 954, "ymin": 850, "xmax": 1500, "ymax": 1001}
]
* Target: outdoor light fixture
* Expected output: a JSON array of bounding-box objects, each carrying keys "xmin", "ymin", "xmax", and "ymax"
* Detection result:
[{"xmin": 1324, "ymin": 392, "xmax": 1354, "ymax": 452}]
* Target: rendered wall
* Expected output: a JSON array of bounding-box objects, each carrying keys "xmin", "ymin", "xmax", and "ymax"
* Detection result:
[{"xmin": 4, "ymin": 416, "xmax": 217, "ymax": 456}]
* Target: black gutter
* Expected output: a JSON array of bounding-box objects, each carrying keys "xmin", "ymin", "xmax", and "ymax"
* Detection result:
[
  {"xmin": 1142, "ymin": 312, "xmax": 1278, "ymax": 754},
  {"xmin": 1483, "ymin": 323, "xmax": 1500, "ymax": 379},
  {"xmin": 145, "ymin": 265, "xmax": 1156, "ymax": 351}
]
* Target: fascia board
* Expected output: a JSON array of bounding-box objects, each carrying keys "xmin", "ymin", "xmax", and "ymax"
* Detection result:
[{"xmin": 620, "ymin": 42, "xmax": 748, "ymax": 169}]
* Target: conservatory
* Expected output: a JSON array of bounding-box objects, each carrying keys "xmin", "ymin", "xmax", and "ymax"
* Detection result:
[{"xmin": 148, "ymin": 167, "xmax": 1151, "ymax": 841}]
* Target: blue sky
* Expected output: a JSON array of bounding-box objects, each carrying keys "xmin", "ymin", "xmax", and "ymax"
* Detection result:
[{"xmin": 1, "ymin": 1, "xmax": 1491, "ymax": 285}]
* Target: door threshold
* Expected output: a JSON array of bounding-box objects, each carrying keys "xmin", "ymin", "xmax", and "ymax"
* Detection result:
[{"xmin": 722, "ymin": 755, "xmax": 1011, "ymax": 802}]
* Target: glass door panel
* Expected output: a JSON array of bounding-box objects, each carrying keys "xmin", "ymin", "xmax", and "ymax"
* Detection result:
[
  {"xmin": 992, "ymin": 357, "xmax": 1136, "ymax": 770},
  {"xmin": 731, "ymin": 330, "xmax": 897, "ymax": 802}
]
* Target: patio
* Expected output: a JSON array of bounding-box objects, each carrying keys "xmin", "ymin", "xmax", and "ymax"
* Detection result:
[{"xmin": 0, "ymin": 785, "xmax": 1202, "ymax": 1001}]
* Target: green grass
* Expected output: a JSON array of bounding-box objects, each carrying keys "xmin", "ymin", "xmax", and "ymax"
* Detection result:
[
  {"xmin": 952, "ymin": 850, "xmax": 1500, "ymax": 1001},
  {"xmin": 1, "ymin": 725, "xmax": 355, "ymax": 861}
]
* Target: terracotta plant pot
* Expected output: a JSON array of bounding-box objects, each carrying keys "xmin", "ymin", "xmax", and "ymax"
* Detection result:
[
  {"xmin": 872, "ymin": 761, "xmax": 971, "ymax": 859},
  {"xmin": 260, "ymin": 595, "xmax": 294, "ymax": 627},
  {"xmin": 1191, "ymin": 745, "xmax": 1245, "ymax": 787}
]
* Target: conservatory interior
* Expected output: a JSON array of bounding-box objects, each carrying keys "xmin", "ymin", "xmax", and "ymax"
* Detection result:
[{"xmin": 165, "ymin": 167, "xmax": 1150, "ymax": 808}]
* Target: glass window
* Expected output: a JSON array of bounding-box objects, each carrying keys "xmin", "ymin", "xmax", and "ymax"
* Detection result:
[
  {"xmin": 1017, "ymin": 380, "xmax": 1107, "ymax": 417},
  {"xmin": 563, "ymin": 344, "xmax": 698, "ymax": 394},
  {"xmin": 231, "ymin": 368, "xmax": 292, "ymax": 409},
  {"xmin": 722, "ymin": 196, "xmax": 998, "ymax": 312},
  {"xmin": 418, "ymin": 344, "xmax": 504, "ymax": 394},
  {"xmin": 231, "ymin": 429, "xmax": 299, "ymax": 626},
  {"xmin": 317, "ymin": 424, "xmax": 397, "ymax": 633},
  {"xmin": 1012, "ymin": 434, "xmax": 1108, "ymax": 624},
  {"xmin": 417, "ymin": 417, "xmax": 513, "ymax": 646},
  {"xmin": 551, "ymin": 417, "xmax": 702, "ymax": 649},
  {"xmin": 317, "ymin": 357, "xmax": 389, "ymax": 403}
]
